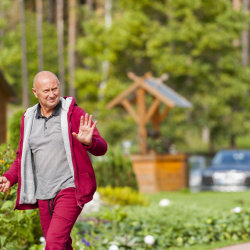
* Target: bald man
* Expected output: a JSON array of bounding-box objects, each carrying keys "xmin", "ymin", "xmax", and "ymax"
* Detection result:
[{"xmin": 0, "ymin": 71, "xmax": 107, "ymax": 249}]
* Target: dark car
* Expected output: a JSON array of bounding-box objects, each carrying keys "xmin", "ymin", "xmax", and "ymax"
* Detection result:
[{"xmin": 202, "ymin": 150, "xmax": 250, "ymax": 192}]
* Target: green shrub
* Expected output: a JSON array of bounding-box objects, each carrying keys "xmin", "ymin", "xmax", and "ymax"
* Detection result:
[
  {"xmin": 0, "ymin": 144, "xmax": 43, "ymax": 249},
  {"xmin": 9, "ymin": 109, "xmax": 25, "ymax": 149},
  {"xmin": 93, "ymin": 145, "xmax": 138, "ymax": 190},
  {"xmin": 98, "ymin": 186, "xmax": 148, "ymax": 206},
  {"xmin": 74, "ymin": 207, "xmax": 250, "ymax": 249}
]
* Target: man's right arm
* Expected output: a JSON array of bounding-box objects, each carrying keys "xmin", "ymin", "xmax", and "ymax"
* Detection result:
[{"xmin": 2, "ymin": 153, "xmax": 19, "ymax": 187}]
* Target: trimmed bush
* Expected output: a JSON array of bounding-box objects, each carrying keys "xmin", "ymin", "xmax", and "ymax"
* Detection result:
[
  {"xmin": 98, "ymin": 186, "xmax": 148, "ymax": 206},
  {"xmin": 9, "ymin": 109, "xmax": 25, "ymax": 149}
]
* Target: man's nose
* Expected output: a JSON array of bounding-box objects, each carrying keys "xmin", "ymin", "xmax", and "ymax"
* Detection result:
[{"xmin": 48, "ymin": 90, "xmax": 54, "ymax": 97}]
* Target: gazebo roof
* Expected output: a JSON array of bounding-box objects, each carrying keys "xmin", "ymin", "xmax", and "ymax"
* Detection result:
[
  {"xmin": 144, "ymin": 78, "xmax": 192, "ymax": 108},
  {"xmin": 0, "ymin": 70, "xmax": 17, "ymax": 102},
  {"xmin": 107, "ymin": 72, "xmax": 192, "ymax": 109}
]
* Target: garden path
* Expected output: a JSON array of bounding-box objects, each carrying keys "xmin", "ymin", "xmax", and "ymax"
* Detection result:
[{"xmin": 213, "ymin": 242, "xmax": 250, "ymax": 250}]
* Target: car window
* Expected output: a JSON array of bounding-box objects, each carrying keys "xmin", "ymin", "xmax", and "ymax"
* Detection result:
[{"xmin": 212, "ymin": 152, "xmax": 250, "ymax": 165}]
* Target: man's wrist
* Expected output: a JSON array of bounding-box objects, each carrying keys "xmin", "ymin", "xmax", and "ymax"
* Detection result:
[{"xmin": 83, "ymin": 140, "xmax": 92, "ymax": 147}]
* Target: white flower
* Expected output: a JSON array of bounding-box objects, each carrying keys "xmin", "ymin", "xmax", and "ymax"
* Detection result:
[
  {"xmin": 144, "ymin": 235, "xmax": 155, "ymax": 245},
  {"xmin": 109, "ymin": 245, "xmax": 119, "ymax": 250},
  {"xmin": 233, "ymin": 206, "xmax": 242, "ymax": 213},
  {"xmin": 39, "ymin": 237, "xmax": 45, "ymax": 243},
  {"xmin": 159, "ymin": 198, "xmax": 170, "ymax": 207}
]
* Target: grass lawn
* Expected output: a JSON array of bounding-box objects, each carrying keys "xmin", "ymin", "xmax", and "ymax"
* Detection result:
[
  {"xmin": 143, "ymin": 190, "xmax": 250, "ymax": 250},
  {"xmin": 124, "ymin": 190, "xmax": 250, "ymax": 223},
  {"xmin": 88, "ymin": 189, "xmax": 250, "ymax": 250}
]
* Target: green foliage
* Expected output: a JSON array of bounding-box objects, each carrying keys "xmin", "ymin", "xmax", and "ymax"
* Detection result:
[
  {"xmin": 76, "ymin": 0, "xmax": 250, "ymax": 151},
  {"xmin": 74, "ymin": 196, "xmax": 250, "ymax": 249},
  {"xmin": 0, "ymin": 144, "xmax": 43, "ymax": 249},
  {"xmin": 9, "ymin": 109, "xmax": 25, "ymax": 149},
  {"xmin": 93, "ymin": 145, "xmax": 138, "ymax": 190},
  {"xmin": 0, "ymin": 8, "xmax": 59, "ymax": 106},
  {"xmin": 98, "ymin": 186, "xmax": 148, "ymax": 206}
]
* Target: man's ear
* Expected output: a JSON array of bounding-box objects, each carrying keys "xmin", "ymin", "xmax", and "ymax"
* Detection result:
[{"xmin": 32, "ymin": 88, "xmax": 38, "ymax": 98}]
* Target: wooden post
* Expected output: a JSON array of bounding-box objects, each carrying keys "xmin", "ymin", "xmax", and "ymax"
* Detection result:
[{"xmin": 137, "ymin": 88, "xmax": 147, "ymax": 154}]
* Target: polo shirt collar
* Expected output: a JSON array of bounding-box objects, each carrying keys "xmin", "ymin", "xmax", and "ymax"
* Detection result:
[{"xmin": 36, "ymin": 100, "xmax": 62, "ymax": 119}]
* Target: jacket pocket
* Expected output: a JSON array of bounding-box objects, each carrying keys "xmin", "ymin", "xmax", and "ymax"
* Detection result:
[{"xmin": 76, "ymin": 173, "xmax": 95, "ymax": 198}]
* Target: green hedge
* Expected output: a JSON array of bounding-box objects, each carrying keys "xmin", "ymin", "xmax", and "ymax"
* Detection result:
[
  {"xmin": 0, "ymin": 144, "xmax": 43, "ymax": 249},
  {"xmin": 9, "ymin": 109, "xmax": 25, "ymax": 150},
  {"xmin": 93, "ymin": 145, "xmax": 138, "ymax": 190},
  {"xmin": 98, "ymin": 186, "xmax": 148, "ymax": 206}
]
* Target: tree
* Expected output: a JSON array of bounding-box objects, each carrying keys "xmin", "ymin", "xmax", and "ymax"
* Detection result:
[
  {"xmin": 19, "ymin": 0, "xmax": 29, "ymax": 108},
  {"xmin": 56, "ymin": 0, "xmax": 65, "ymax": 96},
  {"xmin": 68, "ymin": 0, "xmax": 76, "ymax": 97},
  {"xmin": 76, "ymin": 0, "xmax": 250, "ymax": 151},
  {"xmin": 36, "ymin": 0, "xmax": 44, "ymax": 71}
]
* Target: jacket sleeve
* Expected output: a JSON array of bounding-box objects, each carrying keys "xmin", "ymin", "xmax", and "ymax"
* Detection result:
[
  {"xmin": 73, "ymin": 107, "xmax": 108, "ymax": 156},
  {"xmin": 3, "ymin": 113, "xmax": 25, "ymax": 187},
  {"xmin": 3, "ymin": 143, "xmax": 20, "ymax": 187}
]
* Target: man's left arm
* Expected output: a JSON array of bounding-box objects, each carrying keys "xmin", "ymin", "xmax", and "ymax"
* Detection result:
[{"xmin": 72, "ymin": 112, "xmax": 107, "ymax": 156}]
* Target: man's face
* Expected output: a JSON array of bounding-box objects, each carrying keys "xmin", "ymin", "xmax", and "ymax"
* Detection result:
[{"xmin": 32, "ymin": 74, "xmax": 60, "ymax": 110}]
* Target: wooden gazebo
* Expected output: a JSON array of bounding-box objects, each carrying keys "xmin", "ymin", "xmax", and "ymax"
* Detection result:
[
  {"xmin": 107, "ymin": 72, "xmax": 192, "ymax": 154},
  {"xmin": 107, "ymin": 72, "xmax": 193, "ymax": 193},
  {"xmin": 0, "ymin": 70, "xmax": 17, "ymax": 144}
]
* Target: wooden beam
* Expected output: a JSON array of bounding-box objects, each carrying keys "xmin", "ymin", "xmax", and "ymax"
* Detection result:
[
  {"xmin": 152, "ymin": 108, "xmax": 160, "ymax": 132},
  {"xmin": 121, "ymin": 98, "xmax": 139, "ymax": 124},
  {"xmin": 107, "ymin": 81, "xmax": 141, "ymax": 109},
  {"xmin": 159, "ymin": 106, "xmax": 171, "ymax": 122},
  {"xmin": 145, "ymin": 98, "xmax": 160, "ymax": 123},
  {"xmin": 137, "ymin": 88, "xmax": 147, "ymax": 154}
]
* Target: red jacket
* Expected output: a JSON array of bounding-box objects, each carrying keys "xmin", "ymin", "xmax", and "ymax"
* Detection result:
[{"xmin": 3, "ymin": 97, "xmax": 107, "ymax": 210}]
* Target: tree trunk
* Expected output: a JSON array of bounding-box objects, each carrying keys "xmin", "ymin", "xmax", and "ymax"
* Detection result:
[
  {"xmin": 56, "ymin": 0, "xmax": 65, "ymax": 96},
  {"xmin": 99, "ymin": 0, "xmax": 112, "ymax": 97},
  {"xmin": 19, "ymin": 0, "xmax": 29, "ymax": 108},
  {"xmin": 242, "ymin": 0, "xmax": 249, "ymax": 66},
  {"xmin": 0, "ymin": 1, "xmax": 4, "ymax": 49},
  {"xmin": 47, "ymin": 0, "xmax": 55, "ymax": 24},
  {"xmin": 232, "ymin": 0, "xmax": 241, "ymax": 46},
  {"xmin": 68, "ymin": 0, "xmax": 76, "ymax": 97},
  {"xmin": 36, "ymin": 0, "xmax": 44, "ymax": 71},
  {"xmin": 230, "ymin": 134, "xmax": 236, "ymax": 149},
  {"xmin": 86, "ymin": 0, "xmax": 93, "ymax": 11}
]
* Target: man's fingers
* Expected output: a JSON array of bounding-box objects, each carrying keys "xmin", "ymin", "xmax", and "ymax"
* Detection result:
[
  {"xmin": 0, "ymin": 177, "xmax": 7, "ymax": 184},
  {"xmin": 88, "ymin": 115, "xmax": 92, "ymax": 127},
  {"xmin": 80, "ymin": 116, "xmax": 84, "ymax": 128},
  {"xmin": 92, "ymin": 120, "xmax": 97, "ymax": 130},
  {"xmin": 85, "ymin": 113, "xmax": 88, "ymax": 126},
  {"xmin": 72, "ymin": 132, "xmax": 78, "ymax": 139}
]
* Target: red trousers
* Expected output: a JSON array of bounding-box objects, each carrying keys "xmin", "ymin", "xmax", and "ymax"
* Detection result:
[{"xmin": 38, "ymin": 187, "xmax": 83, "ymax": 250}]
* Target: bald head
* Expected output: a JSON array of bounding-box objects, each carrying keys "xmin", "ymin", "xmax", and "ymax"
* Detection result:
[
  {"xmin": 33, "ymin": 71, "xmax": 60, "ymax": 89},
  {"xmin": 32, "ymin": 71, "xmax": 61, "ymax": 113}
]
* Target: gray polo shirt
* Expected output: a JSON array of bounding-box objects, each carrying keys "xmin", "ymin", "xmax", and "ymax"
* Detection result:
[{"xmin": 28, "ymin": 101, "xmax": 75, "ymax": 200}]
